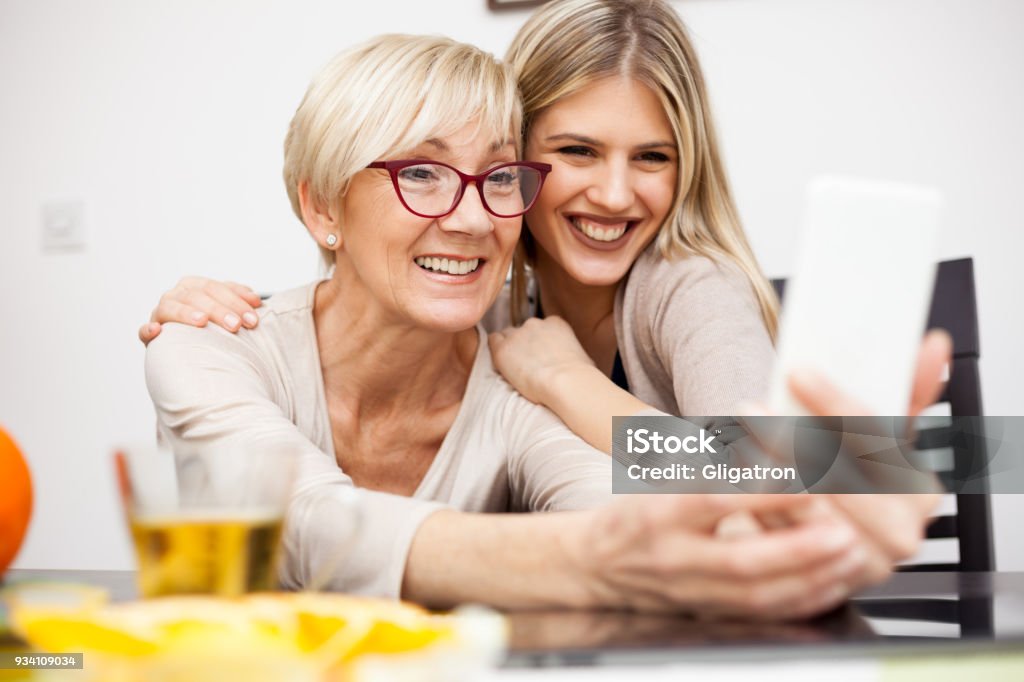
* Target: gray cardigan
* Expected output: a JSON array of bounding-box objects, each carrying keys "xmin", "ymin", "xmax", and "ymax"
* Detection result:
[{"xmin": 614, "ymin": 245, "xmax": 775, "ymax": 416}]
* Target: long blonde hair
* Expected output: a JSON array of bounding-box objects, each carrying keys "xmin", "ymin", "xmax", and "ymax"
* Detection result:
[{"xmin": 506, "ymin": 0, "xmax": 779, "ymax": 339}]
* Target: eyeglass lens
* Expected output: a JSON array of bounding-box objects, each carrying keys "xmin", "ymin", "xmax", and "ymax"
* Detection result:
[{"xmin": 395, "ymin": 164, "xmax": 542, "ymax": 218}]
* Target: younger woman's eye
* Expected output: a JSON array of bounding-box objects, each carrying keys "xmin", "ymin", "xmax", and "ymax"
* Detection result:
[
  {"xmin": 638, "ymin": 151, "xmax": 671, "ymax": 163},
  {"xmin": 557, "ymin": 145, "xmax": 595, "ymax": 157}
]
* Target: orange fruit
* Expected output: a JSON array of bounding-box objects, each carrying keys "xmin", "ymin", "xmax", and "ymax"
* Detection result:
[{"xmin": 0, "ymin": 427, "xmax": 33, "ymax": 575}]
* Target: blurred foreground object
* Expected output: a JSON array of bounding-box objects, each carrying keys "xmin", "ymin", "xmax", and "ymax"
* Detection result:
[
  {"xmin": 117, "ymin": 442, "xmax": 295, "ymax": 597},
  {"xmin": 6, "ymin": 585, "xmax": 504, "ymax": 681},
  {"xmin": 0, "ymin": 428, "xmax": 33, "ymax": 577}
]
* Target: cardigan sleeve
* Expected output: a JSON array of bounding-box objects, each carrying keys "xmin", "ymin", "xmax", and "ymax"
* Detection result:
[
  {"xmin": 500, "ymin": 388, "xmax": 613, "ymax": 512},
  {"xmin": 647, "ymin": 256, "xmax": 775, "ymax": 415}
]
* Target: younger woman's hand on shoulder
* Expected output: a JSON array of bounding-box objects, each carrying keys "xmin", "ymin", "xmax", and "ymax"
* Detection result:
[
  {"xmin": 138, "ymin": 277, "xmax": 263, "ymax": 346},
  {"xmin": 488, "ymin": 316, "xmax": 595, "ymax": 406}
]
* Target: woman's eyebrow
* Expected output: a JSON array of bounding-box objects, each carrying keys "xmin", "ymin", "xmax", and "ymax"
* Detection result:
[
  {"xmin": 636, "ymin": 140, "xmax": 676, "ymax": 150},
  {"xmin": 545, "ymin": 133, "xmax": 675, "ymax": 150},
  {"xmin": 545, "ymin": 133, "xmax": 602, "ymax": 146},
  {"xmin": 420, "ymin": 138, "xmax": 512, "ymax": 153}
]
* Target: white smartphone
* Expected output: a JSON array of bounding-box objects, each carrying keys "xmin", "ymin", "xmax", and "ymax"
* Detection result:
[{"xmin": 768, "ymin": 176, "xmax": 943, "ymax": 416}]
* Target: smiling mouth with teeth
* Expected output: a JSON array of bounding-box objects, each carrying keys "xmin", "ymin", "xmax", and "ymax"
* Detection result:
[
  {"xmin": 414, "ymin": 256, "xmax": 482, "ymax": 276},
  {"xmin": 569, "ymin": 216, "xmax": 631, "ymax": 242}
]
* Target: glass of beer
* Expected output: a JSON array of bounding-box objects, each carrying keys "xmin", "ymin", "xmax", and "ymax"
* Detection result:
[{"xmin": 115, "ymin": 439, "xmax": 296, "ymax": 598}]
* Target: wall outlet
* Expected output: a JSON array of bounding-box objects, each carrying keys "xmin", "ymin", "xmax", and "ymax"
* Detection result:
[{"xmin": 42, "ymin": 201, "xmax": 86, "ymax": 251}]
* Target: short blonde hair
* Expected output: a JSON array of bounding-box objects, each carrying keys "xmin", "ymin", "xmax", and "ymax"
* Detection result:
[
  {"xmin": 283, "ymin": 34, "xmax": 521, "ymax": 270},
  {"xmin": 507, "ymin": 0, "xmax": 779, "ymax": 339}
]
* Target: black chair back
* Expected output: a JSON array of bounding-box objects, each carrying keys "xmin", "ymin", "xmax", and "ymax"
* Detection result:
[
  {"xmin": 772, "ymin": 257, "xmax": 994, "ymax": 637},
  {"xmin": 770, "ymin": 257, "xmax": 993, "ymax": 572}
]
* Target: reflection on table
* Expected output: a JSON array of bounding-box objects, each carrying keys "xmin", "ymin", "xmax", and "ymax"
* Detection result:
[
  {"xmin": 502, "ymin": 572, "xmax": 1024, "ymax": 667},
  {"xmin": 3, "ymin": 569, "xmax": 1022, "ymax": 668}
]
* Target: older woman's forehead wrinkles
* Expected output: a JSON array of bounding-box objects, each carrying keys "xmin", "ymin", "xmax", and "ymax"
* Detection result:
[{"xmin": 411, "ymin": 135, "xmax": 514, "ymax": 162}]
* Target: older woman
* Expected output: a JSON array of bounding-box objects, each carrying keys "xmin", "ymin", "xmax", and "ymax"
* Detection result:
[{"xmin": 145, "ymin": 33, "xmax": 875, "ymax": 618}]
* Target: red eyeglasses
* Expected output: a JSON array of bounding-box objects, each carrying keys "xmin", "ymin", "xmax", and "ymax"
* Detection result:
[{"xmin": 367, "ymin": 160, "xmax": 551, "ymax": 219}]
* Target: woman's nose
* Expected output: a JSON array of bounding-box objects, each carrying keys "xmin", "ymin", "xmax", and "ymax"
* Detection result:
[
  {"xmin": 586, "ymin": 161, "xmax": 635, "ymax": 213},
  {"xmin": 437, "ymin": 184, "xmax": 494, "ymax": 237}
]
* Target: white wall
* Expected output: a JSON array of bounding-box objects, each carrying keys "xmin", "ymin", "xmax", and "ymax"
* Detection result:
[{"xmin": 1, "ymin": 0, "xmax": 1021, "ymax": 572}]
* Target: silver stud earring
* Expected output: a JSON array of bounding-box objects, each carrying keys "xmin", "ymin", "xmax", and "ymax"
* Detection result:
[{"xmin": 325, "ymin": 234, "xmax": 338, "ymax": 247}]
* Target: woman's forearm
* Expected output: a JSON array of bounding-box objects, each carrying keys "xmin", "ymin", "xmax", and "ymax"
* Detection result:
[
  {"xmin": 401, "ymin": 509, "xmax": 603, "ymax": 610},
  {"xmin": 402, "ymin": 496, "xmax": 875, "ymax": 620},
  {"xmin": 543, "ymin": 364, "xmax": 651, "ymax": 454}
]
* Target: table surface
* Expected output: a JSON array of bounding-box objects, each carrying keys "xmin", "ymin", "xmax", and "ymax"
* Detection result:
[{"xmin": 3, "ymin": 569, "xmax": 1023, "ymax": 667}]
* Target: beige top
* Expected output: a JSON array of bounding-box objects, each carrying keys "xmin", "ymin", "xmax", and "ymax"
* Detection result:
[
  {"xmin": 614, "ymin": 246, "xmax": 775, "ymax": 415},
  {"xmin": 483, "ymin": 244, "xmax": 775, "ymax": 415},
  {"xmin": 145, "ymin": 282, "xmax": 612, "ymax": 599}
]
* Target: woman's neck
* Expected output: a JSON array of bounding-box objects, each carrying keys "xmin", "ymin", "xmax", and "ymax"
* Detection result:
[
  {"xmin": 313, "ymin": 274, "xmax": 477, "ymax": 421},
  {"xmin": 532, "ymin": 248, "xmax": 620, "ymax": 373}
]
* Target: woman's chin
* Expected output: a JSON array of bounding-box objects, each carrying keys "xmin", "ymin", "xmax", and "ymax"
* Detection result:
[
  {"xmin": 564, "ymin": 260, "xmax": 633, "ymax": 288},
  {"xmin": 409, "ymin": 303, "xmax": 487, "ymax": 334}
]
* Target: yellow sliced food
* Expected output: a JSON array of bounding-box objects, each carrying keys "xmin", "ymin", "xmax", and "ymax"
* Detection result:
[
  {"xmin": 9, "ymin": 588, "xmax": 504, "ymax": 681},
  {"xmin": 13, "ymin": 615, "xmax": 160, "ymax": 656},
  {"xmin": 351, "ymin": 619, "xmax": 449, "ymax": 657}
]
